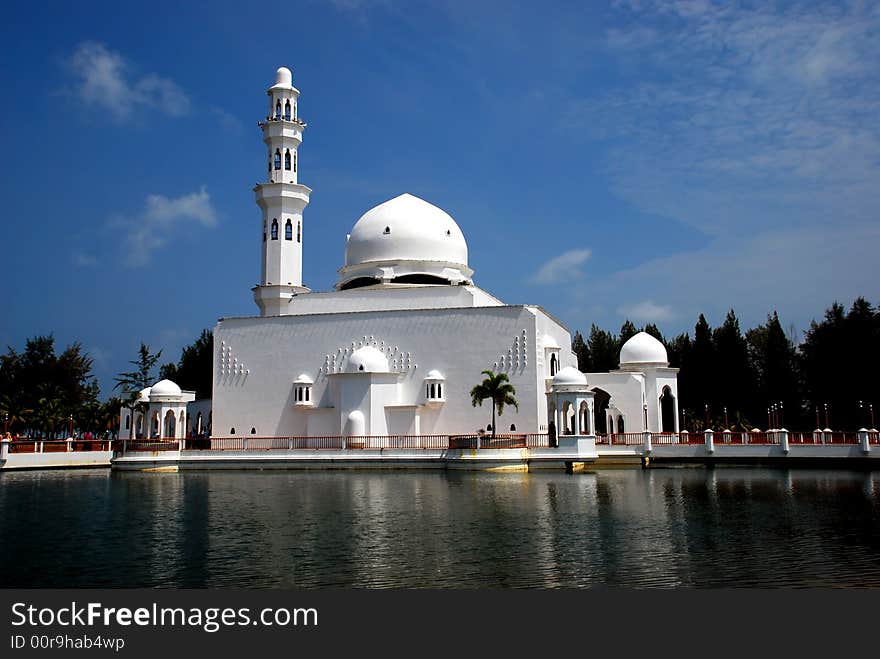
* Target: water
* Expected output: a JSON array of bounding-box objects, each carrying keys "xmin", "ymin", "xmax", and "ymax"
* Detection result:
[{"xmin": 1, "ymin": 467, "xmax": 879, "ymax": 588}]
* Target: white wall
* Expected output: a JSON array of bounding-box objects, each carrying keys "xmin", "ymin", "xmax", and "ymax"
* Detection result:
[{"xmin": 212, "ymin": 303, "xmax": 573, "ymax": 437}]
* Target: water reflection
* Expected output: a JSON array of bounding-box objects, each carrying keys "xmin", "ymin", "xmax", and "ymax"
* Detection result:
[{"xmin": 1, "ymin": 467, "xmax": 879, "ymax": 588}]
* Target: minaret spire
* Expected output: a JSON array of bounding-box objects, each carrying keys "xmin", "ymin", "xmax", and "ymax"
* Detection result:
[{"xmin": 252, "ymin": 66, "xmax": 312, "ymax": 316}]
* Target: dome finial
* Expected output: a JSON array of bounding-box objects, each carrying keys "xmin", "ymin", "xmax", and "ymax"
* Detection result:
[{"xmin": 275, "ymin": 66, "xmax": 292, "ymax": 87}]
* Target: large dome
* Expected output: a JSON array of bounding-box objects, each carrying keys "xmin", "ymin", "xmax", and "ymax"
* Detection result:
[
  {"xmin": 620, "ymin": 332, "xmax": 668, "ymax": 367},
  {"xmin": 336, "ymin": 193, "xmax": 473, "ymax": 290}
]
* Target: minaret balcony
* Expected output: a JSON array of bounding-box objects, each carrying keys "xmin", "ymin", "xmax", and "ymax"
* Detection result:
[{"xmin": 261, "ymin": 121, "xmax": 304, "ymax": 143}]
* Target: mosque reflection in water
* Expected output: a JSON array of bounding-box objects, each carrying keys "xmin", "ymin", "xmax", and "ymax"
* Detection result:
[{"xmin": 0, "ymin": 468, "xmax": 878, "ymax": 588}]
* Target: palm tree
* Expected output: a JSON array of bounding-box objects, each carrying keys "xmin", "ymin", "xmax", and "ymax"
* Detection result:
[
  {"xmin": 0, "ymin": 393, "xmax": 32, "ymax": 437},
  {"xmin": 470, "ymin": 370, "xmax": 518, "ymax": 438}
]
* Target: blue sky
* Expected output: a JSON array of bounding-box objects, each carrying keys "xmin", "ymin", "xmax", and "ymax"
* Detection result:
[{"xmin": 2, "ymin": 0, "xmax": 878, "ymax": 397}]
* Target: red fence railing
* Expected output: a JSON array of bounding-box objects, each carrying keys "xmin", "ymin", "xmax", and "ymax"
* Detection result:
[
  {"xmin": 6, "ymin": 440, "xmax": 114, "ymax": 454},
  {"xmin": 111, "ymin": 430, "xmax": 878, "ymax": 455}
]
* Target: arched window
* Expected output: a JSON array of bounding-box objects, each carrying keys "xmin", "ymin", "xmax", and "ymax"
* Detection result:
[
  {"xmin": 263, "ymin": 220, "xmax": 267, "ymax": 242},
  {"xmin": 550, "ymin": 353, "xmax": 558, "ymax": 376},
  {"xmin": 275, "ymin": 101, "xmax": 281, "ymax": 119},
  {"xmin": 430, "ymin": 383, "xmax": 436, "ymax": 398},
  {"xmin": 285, "ymin": 219, "xmax": 293, "ymax": 240},
  {"xmin": 426, "ymin": 384, "xmax": 430, "ymax": 398},
  {"xmin": 284, "ymin": 100, "xmax": 291, "ymax": 120},
  {"xmin": 510, "ymin": 423, "xmax": 516, "ymax": 431},
  {"xmin": 251, "ymin": 427, "xmax": 256, "ymax": 435},
  {"xmin": 305, "ymin": 388, "xmax": 309, "ymax": 402},
  {"xmin": 297, "ymin": 222, "xmax": 301, "ymax": 243},
  {"xmin": 274, "ymin": 149, "xmax": 281, "ymax": 170},
  {"xmin": 125, "ymin": 415, "xmax": 130, "ymax": 430},
  {"xmin": 437, "ymin": 383, "xmax": 442, "ymax": 398},
  {"xmin": 284, "ymin": 149, "xmax": 291, "ymax": 170},
  {"xmin": 271, "ymin": 219, "xmax": 278, "ymax": 240},
  {"xmin": 230, "ymin": 427, "xmax": 236, "ymax": 435},
  {"xmin": 293, "ymin": 152, "xmax": 297, "ymax": 173}
]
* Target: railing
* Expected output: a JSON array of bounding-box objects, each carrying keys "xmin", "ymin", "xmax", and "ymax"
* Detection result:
[
  {"xmin": 7, "ymin": 439, "xmax": 114, "ymax": 454},
  {"xmin": 525, "ymin": 433, "xmax": 550, "ymax": 448},
  {"xmin": 112, "ymin": 430, "xmax": 879, "ymax": 456},
  {"xmin": 121, "ymin": 440, "xmax": 180, "ymax": 452},
  {"xmin": 610, "ymin": 433, "xmax": 645, "ymax": 445}
]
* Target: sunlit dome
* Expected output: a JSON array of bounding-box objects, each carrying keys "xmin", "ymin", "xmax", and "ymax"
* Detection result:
[
  {"xmin": 425, "ymin": 369, "xmax": 445, "ymax": 380},
  {"xmin": 336, "ymin": 193, "xmax": 473, "ymax": 290},
  {"xmin": 620, "ymin": 332, "xmax": 668, "ymax": 367},
  {"xmin": 271, "ymin": 66, "xmax": 294, "ymax": 90},
  {"xmin": 137, "ymin": 387, "xmax": 152, "ymax": 402},
  {"xmin": 150, "ymin": 379, "xmax": 182, "ymax": 396},
  {"xmin": 294, "ymin": 373, "xmax": 313, "ymax": 384},
  {"xmin": 552, "ymin": 366, "xmax": 588, "ymax": 386},
  {"xmin": 345, "ymin": 346, "xmax": 390, "ymax": 373}
]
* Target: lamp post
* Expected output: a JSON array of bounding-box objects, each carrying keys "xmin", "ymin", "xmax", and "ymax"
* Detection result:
[
  {"xmin": 704, "ymin": 404, "xmax": 709, "ymax": 428},
  {"xmin": 823, "ymin": 403, "xmax": 829, "ymax": 429},
  {"xmin": 724, "ymin": 407, "xmax": 729, "ymax": 430},
  {"xmin": 68, "ymin": 414, "xmax": 73, "ymax": 439},
  {"xmin": 859, "ymin": 400, "xmax": 864, "ymax": 428},
  {"xmin": 767, "ymin": 406, "xmax": 772, "ymax": 429},
  {"xmin": 778, "ymin": 401, "xmax": 784, "ymax": 428},
  {"xmin": 871, "ymin": 404, "xmax": 875, "ymax": 430},
  {"xmin": 815, "ymin": 406, "xmax": 820, "ymax": 429},
  {"xmin": 2, "ymin": 413, "xmax": 7, "ymax": 436}
]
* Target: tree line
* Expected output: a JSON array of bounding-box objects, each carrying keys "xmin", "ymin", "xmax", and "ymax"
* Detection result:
[
  {"xmin": 572, "ymin": 297, "xmax": 880, "ymax": 431},
  {"xmin": 0, "ymin": 330, "xmax": 214, "ymax": 439},
  {"xmin": 2, "ymin": 297, "xmax": 877, "ymax": 437}
]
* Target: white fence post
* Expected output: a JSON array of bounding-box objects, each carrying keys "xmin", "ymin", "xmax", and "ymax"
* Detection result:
[
  {"xmin": 779, "ymin": 428, "xmax": 789, "ymax": 454},
  {"xmin": 705, "ymin": 429, "xmax": 714, "ymax": 454},
  {"xmin": 0, "ymin": 438, "xmax": 9, "ymax": 462},
  {"xmin": 859, "ymin": 429, "xmax": 870, "ymax": 454},
  {"xmin": 643, "ymin": 431, "xmax": 652, "ymax": 453}
]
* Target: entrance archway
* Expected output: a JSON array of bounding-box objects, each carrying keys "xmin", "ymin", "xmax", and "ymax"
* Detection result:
[
  {"xmin": 660, "ymin": 386, "xmax": 676, "ymax": 433},
  {"xmin": 164, "ymin": 410, "xmax": 176, "ymax": 438},
  {"xmin": 592, "ymin": 388, "xmax": 611, "ymax": 434}
]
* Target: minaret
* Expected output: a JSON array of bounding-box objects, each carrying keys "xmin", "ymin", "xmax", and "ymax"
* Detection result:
[{"xmin": 252, "ymin": 66, "xmax": 312, "ymax": 316}]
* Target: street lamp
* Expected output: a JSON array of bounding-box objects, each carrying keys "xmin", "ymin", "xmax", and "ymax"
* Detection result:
[
  {"xmin": 871, "ymin": 404, "xmax": 875, "ymax": 430},
  {"xmin": 823, "ymin": 403, "xmax": 830, "ymax": 429},
  {"xmin": 778, "ymin": 401, "xmax": 784, "ymax": 428},
  {"xmin": 724, "ymin": 407, "xmax": 729, "ymax": 430}
]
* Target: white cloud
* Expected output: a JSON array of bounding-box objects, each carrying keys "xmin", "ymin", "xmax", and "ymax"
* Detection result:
[
  {"xmin": 553, "ymin": 1, "xmax": 880, "ymax": 332},
  {"xmin": 211, "ymin": 107, "xmax": 242, "ymax": 132},
  {"xmin": 66, "ymin": 42, "xmax": 191, "ymax": 120},
  {"xmin": 115, "ymin": 187, "xmax": 218, "ymax": 267},
  {"xmin": 72, "ymin": 251, "xmax": 97, "ymax": 267},
  {"xmin": 529, "ymin": 248, "xmax": 592, "ymax": 285},
  {"xmin": 617, "ymin": 300, "xmax": 674, "ymax": 323}
]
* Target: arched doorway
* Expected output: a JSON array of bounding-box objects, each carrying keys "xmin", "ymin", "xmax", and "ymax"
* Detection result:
[
  {"xmin": 345, "ymin": 410, "xmax": 365, "ymax": 437},
  {"xmin": 579, "ymin": 401, "xmax": 590, "ymax": 435},
  {"xmin": 660, "ymin": 386, "xmax": 676, "ymax": 433},
  {"xmin": 163, "ymin": 410, "xmax": 176, "ymax": 438},
  {"xmin": 562, "ymin": 401, "xmax": 574, "ymax": 435},
  {"xmin": 592, "ymin": 388, "xmax": 611, "ymax": 434}
]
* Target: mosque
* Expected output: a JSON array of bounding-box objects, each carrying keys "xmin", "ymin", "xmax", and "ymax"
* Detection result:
[{"xmin": 121, "ymin": 67, "xmax": 679, "ymax": 444}]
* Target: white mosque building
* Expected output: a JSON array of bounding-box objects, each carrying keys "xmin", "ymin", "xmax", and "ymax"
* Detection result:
[{"xmin": 123, "ymin": 67, "xmax": 679, "ymax": 443}]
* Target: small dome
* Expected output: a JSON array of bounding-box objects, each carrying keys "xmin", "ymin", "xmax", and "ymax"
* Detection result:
[
  {"xmin": 425, "ymin": 369, "xmax": 445, "ymax": 380},
  {"xmin": 552, "ymin": 366, "xmax": 588, "ymax": 386},
  {"xmin": 137, "ymin": 387, "xmax": 151, "ymax": 402},
  {"xmin": 274, "ymin": 66, "xmax": 292, "ymax": 87},
  {"xmin": 345, "ymin": 346, "xmax": 390, "ymax": 373},
  {"xmin": 294, "ymin": 373, "xmax": 313, "ymax": 384},
  {"xmin": 150, "ymin": 379, "xmax": 182, "ymax": 396},
  {"xmin": 620, "ymin": 332, "xmax": 668, "ymax": 366}
]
